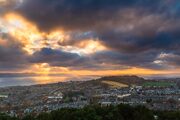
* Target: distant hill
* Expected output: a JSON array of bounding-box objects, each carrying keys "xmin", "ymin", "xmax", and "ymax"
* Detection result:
[
  {"xmin": 82, "ymin": 75, "xmax": 178, "ymax": 88},
  {"xmin": 74, "ymin": 75, "xmax": 146, "ymax": 90},
  {"xmin": 97, "ymin": 75, "xmax": 145, "ymax": 86}
]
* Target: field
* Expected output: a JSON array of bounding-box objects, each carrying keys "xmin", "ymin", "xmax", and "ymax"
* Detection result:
[
  {"xmin": 143, "ymin": 82, "xmax": 176, "ymax": 87},
  {"xmin": 102, "ymin": 80, "xmax": 129, "ymax": 88}
]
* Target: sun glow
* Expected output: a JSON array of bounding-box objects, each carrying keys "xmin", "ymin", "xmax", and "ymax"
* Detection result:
[
  {"xmin": 59, "ymin": 39, "xmax": 107, "ymax": 55},
  {"xmin": 4, "ymin": 12, "xmax": 66, "ymax": 54},
  {"xmin": 3, "ymin": 12, "xmax": 106, "ymax": 56},
  {"xmin": 31, "ymin": 63, "xmax": 51, "ymax": 74},
  {"xmin": 2, "ymin": 12, "xmax": 177, "ymax": 81},
  {"xmin": 74, "ymin": 39, "xmax": 106, "ymax": 55}
]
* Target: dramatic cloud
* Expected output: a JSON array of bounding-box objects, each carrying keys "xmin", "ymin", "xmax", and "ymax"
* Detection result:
[
  {"xmin": 30, "ymin": 48, "xmax": 125, "ymax": 70},
  {"xmin": 156, "ymin": 53, "xmax": 180, "ymax": 67},
  {"xmin": 17, "ymin": 0, "xmax": 180, "ymax": 31},
  {"xmin": 30, "ymin": 48, "xmax": 81, "ymax": 67},
  {"xmin": 0, "ymin": 0, "xmax": 180, "ymax": 77},
  {"xmin": 0, "ymin": 33, "xmax": 29, "ymax": 71},
  {"xmin": 17, "ymin": 0, "xmax": 137, "ymax": 31}
]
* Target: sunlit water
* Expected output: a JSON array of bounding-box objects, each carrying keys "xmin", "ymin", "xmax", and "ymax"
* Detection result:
[{"xmin": 0, "ymin": 75, "xmax": 98, "ymax": 87}]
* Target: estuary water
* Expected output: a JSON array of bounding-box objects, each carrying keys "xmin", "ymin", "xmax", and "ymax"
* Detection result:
[{"xmin": 0, "ymin": 75, "xmax": 98, "ymax": 88}]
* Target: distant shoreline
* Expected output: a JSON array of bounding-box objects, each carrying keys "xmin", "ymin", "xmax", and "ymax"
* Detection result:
[
  {"xmin": 0, "ymin": 75, "xmax": 100, "ymax": 88},
  {"xmin": 0, "ymin": 75, "xmax": 179, "ymax": 88}
]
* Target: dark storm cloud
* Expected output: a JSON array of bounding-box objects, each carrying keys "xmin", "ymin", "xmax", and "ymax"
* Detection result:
[
  {"xmin": 0, "ymin": 33, "xmax": 29, "ymax": 70},
  {"xmin": 157, "ymin": 53, "xmax": 180, "ymax": 67},
  {"xmin": 17, "ymin": 0, "xmax": 138, "ymax": 31},
  {"xmin": 30, "ymin": 48, "xmax": 83, "ymax": 67},
  {"xmin": 30, "ymin": 48, "xmax": 96, "ymax": 70},
  {"xmin": 97, "ymin": 28, "xmax": 180, "ymax": 69},
  {"xmin": 29, "ymin": 47, "xmax": 157, "ymax": 70},
  {"xmin": 1, "ymin": 0, "xmax": 180, "ymax": 71},
  {"xmin": 99, "ymin": 28, "xmax": 180, "ymax": 54},
  {"xmin": 16, "ymin": 0, "xmax": 180, "ymax": 31},
  {"xmin": 92, "ymin": 50, "xmax": 168, "ymax": 70},
  {"xmin": 15, "ymin": 0, "xmax": 180, "ymax": 70},
  {"xmin": 17, "ymin": 0, "xmax": 180, "ymax": 52},
  {"xmin": 30, "ymin": 48, "xmax": 129, "ymax": 70}
]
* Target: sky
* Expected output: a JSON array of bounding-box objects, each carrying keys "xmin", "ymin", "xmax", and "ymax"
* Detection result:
[{"xmin": 0, "ymin": 0, "xmax": 180, "ymax": 82}]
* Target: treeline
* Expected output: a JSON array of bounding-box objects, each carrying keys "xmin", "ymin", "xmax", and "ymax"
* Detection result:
[{"xmin": 0, "ymin": 104, "xmax": 180, "ymax": 120}]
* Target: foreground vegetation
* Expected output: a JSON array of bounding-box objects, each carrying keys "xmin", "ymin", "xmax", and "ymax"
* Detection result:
[{"xmin": 0, "ymin": 104, "xmax": 179, "ymax": 120}]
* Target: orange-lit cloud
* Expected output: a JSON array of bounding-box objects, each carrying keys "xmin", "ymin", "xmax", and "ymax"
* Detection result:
[
  {"xmin": 4, "ymin": 13, "xmax": 65, "ymax": 54},
  {"xmin": 4, "ymin": 12, "xmax": 44, "ymax": 54},
  {"xmin": 24, "ymin": 64, "xmax": 180, "ymax": 77},
  {"xmin": 3, "ymin": 12, "xmax": 107, "ymax": 55},
  {"xmin": 22, "ymin": 66, "xmax": 180, "ymax": 84},
  {"xmin": 1, "ymin": 11, "xmax": 180, "ymax": 78},
  {"xmin": 61, "ymin": 67, "xmax": 180, "ymax": 76},
  {"xmin": 60, "ymin": 39, "xmax": 107, "ymax": 55},
  {"xmin": 0, "ymin": 0, "xmax": 180, "ymax": 85}
]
